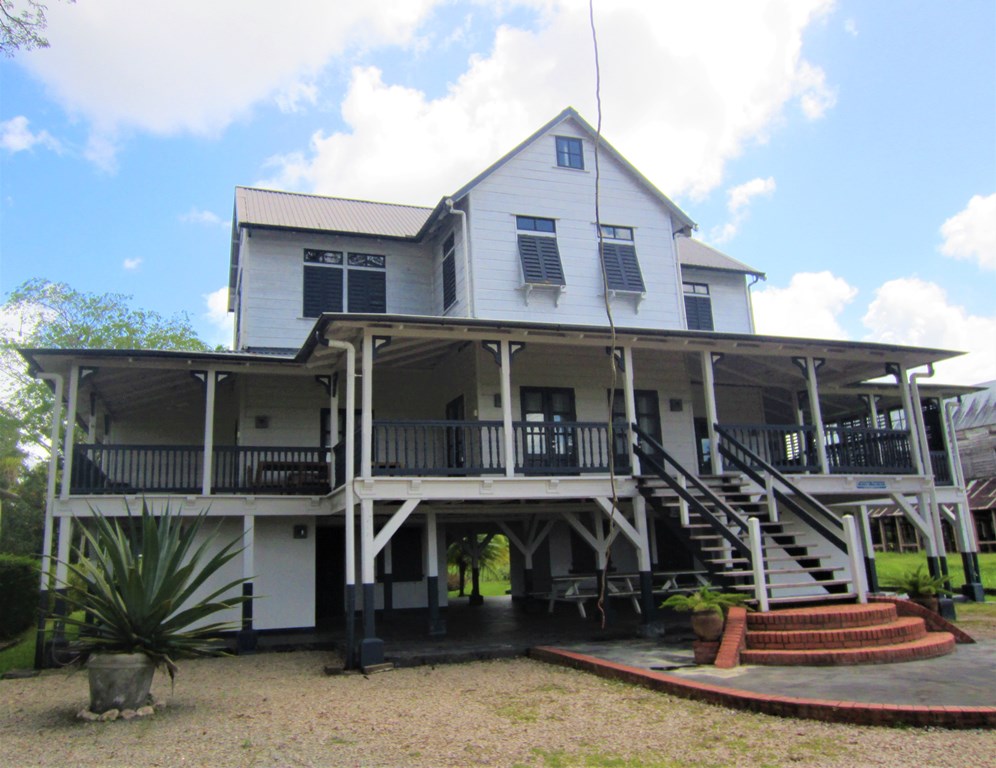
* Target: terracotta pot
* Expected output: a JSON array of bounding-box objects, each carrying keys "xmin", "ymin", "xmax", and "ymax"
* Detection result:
[
  {"xmin": 690, "ymin": 609, "xmax": 725, "ymax": 641},
  {"xmin": 911, "ymin": 595, "xmax": 940, "ymax": 614},
  {"xmin": 87, "ymin": 652, "xmax": 156, "ymax": 713}
]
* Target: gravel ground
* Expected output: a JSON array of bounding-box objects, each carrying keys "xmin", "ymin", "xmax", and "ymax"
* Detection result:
[{"xmin": 2, "ymin": 653, "xmax": 993, "ymax": 768}]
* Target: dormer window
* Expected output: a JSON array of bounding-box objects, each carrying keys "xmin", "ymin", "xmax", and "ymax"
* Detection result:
[
  {"xmin": 303, "ymin": 249, "xmax": 386, "ymax": 317},
  {"xmin": 555, "ymin": 136, "xmax": 584, "ymax": 170}
]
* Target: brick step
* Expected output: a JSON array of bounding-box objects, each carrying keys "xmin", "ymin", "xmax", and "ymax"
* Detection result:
[
  {"xmin": 745, "ymin": 616, "xmax": 927, "ymax": 650},
  {"xmin": 747, "ymin": 603, "xmax": 896, "ymax": 630},
  {"xmin": 740, "ymin": 631, "xmax": 956, "ymax": 666}
]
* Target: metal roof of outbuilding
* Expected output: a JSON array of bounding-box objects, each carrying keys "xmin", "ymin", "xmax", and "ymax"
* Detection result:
[{"xmin": 676, "ymin": 235, "xmax": 765, "ymax": 277}]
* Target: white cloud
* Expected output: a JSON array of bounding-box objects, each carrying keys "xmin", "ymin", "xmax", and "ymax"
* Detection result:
[
  {"xmin": 0, "ymin": 116, "xmax": 61, "ymax": 154},
  {"xmin": 180, "ymin": 208, "xmax": 228, "ymax": 228},
  {"xmin": 939, "ymin": 193, "xmax": 996, "ymax": 271},
  {"xmin": 23, "ymin": 0, "xmax": 443, "ymax": 168},
  {"xmin": 275, "ymin": 81, "xmax": 319, "ymax": 114},
  {"xmin": 752, "ymin": 271, "xmax": 858, "ymax": 340},
  {"xmin": 862, "ymin": 277, "xmax": 996, "ymax": 385},
  {"xmin": 259, "ymin": 0, "xmax": 836, "ymax": 204},
  {"xmin": 844, "ymin": 18, "xmax": 858, "ymax": 37},
  {"xmin": 203, "ymin": 287, "xmax": 234, "ymax": 349},
  {"xmin": 122, "ymin": 257, "xmax": 142, "ymax": 270},
  {"xmin": 710, "ymin": 176, "xmax": 776, "ymax": 243}
]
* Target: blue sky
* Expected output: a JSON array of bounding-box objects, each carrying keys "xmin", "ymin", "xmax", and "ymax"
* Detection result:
[{"xmin": 1, "ymin": 0, "xmax": 993, "ymax": 383}]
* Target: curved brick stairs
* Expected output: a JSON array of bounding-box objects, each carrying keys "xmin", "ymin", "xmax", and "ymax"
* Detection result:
[{"xmin": 740, "ymin": 603, "xmax": 956, "ymax": 666}]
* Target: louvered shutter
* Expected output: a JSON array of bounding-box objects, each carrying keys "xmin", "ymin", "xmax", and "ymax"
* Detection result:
[
  {"xmin": 303, "ymin": 266, "xmax": 343, "ymax": 317},
  {"xmin": 602, "ymin": 243, "xmax": 644, "ymax": 292},
  {"xmin": 684, "ymin": 295, "xmax": 714, "ymax": 331},
  {"xmin": 518, "ymin": 235, "xmax": 565, "ymax": 284},
  {"xmin": 442, "ymin": 253, "xmax": 456, "ymax": 309},
  {"xmin": 348, "ymin": 269, "xmax": 387, "ymax": 313}
]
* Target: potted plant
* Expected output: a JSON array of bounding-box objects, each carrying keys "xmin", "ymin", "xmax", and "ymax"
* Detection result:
[
  {"xmin": 881, "ymin": 565, "xmax": 953, "ymax": 614},
  {"xmin": 57, "ymin": 501, "xmax": 251, "ymax": 714},
  {"xmin": 660, "ymin": 586, "xmax": 749, "ymax": 641}
]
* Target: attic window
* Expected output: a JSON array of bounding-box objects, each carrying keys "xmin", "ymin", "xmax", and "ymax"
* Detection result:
[{"xmin": 555, "ymin": 136, "xmax": 584, "ymax": 170}]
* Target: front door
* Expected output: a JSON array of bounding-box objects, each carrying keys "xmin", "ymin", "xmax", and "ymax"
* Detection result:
[{"xmin": 520, "ymin": 387, "xmax": 577, "ymax": 472}]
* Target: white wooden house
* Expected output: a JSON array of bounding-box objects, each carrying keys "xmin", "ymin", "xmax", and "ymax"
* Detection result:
[{"xmin": 25, "ymin": 108, "xmax": 985, "ymax": 667}]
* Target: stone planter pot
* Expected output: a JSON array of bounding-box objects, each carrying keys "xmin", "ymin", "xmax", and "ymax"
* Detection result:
[
  {"xmin": 87, "ymin": 652, "xmax": 156, "ymax": 713},
  {"xmin": 911, "ymin": 595, "xmax": 940, "ymax": 614},
  {"xmin": 690, "ymin": 609, "xmax": 725, "ymax": 642}
]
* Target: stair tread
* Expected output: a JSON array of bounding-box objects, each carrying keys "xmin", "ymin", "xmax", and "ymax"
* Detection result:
[{"xmin": 731, "ymin": 579, "xmax": 854, "ymax": 590}]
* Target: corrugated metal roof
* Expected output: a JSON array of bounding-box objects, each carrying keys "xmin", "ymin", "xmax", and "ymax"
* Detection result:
[
  {"xmin": 951, "ymin": 380, "xmax": 996, "ymax": 431},
  {"xmin": 966, "ymin": 478, "xmax": 996, "ymax": 510},
  {"xmin": 235, "ymin": 187, "xmax": 432, "ymax": 239},
  {"xmin": 676, "ymin": 235, "xmax": 764, "ymax": 277}
]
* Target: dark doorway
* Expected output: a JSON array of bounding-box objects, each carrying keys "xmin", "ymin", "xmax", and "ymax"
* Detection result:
[
  {"xmin": 520, "ymin": 387, "xmax": 577, "ymax": 472},
  {"xmin": 445, "ymin": 395, "xmax": 466, "ymax": 473},
  {"xmin": 315, "ymin": 526, "xmax": 345, "ymax": 624},
  {"xmin": 694, "ymin": 417, "xmax": 712, "ymax": 475},
  {"xmin": 611, "ymin": 389, "xmax": 662, "ymax": 470}
]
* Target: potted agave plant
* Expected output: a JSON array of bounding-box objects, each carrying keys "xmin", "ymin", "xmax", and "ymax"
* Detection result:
[
  {"xmin": 661, "ymin": 586, "xmax": 749, "ymax": 641},
  {"xmin": 882, "ymin": 565, "xmax": 953, "ymax": 614},
  {"xmin": 58, "ymin": 502, "xmax": 251, "ymax": 714}
]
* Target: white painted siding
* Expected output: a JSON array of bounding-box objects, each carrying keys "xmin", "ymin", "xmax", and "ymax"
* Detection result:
[
  {"xmin": 466, "ymin": 121, "xmax": 684, "ymax": 329},
  {"xmin": 238, "ymin": 229, "xmax": 435, "ymax": 350},
  {"xmin": 239, "ymin": 374, "xmax": 328, "ymax": 447},
  {"xmin": 254, "ymin": 516, "xmax": 316, "ymax": 629},
  {"xmin": 681, "ymin": 267, "xmax": 753, "ymax": 333}
]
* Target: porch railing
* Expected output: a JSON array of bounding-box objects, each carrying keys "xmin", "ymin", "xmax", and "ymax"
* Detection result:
[
  {"xmin": 513, "ymin": 421, "xmax": 624, "ymax": 474},
  {"xmin": 371, "ymin": 420, "xmax": 505, "ymax": 476},
  {"xmin": 72, "ymin": 444, "xmax": 330, "ymax": 495},
  {"xmin": 720, "ymin": 423, "xmax": 916, "ymax": 475},
  {"xmin": 929, "ymin": 451, "xmax": 953, "ymax": 486},
  {"xmin": 719, "ymin": 424, "xmax": 820, "ymax": 473},
  {"xmin": 822, "ymin": 426, "xmax": 915, "ymax": 474}
]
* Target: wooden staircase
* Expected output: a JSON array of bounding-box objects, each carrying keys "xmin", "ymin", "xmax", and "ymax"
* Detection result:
[
  {"xmin": 740, "ymin": 603, "xmax": 956, "ymax": 665},
  {"xmin": 638, "ymin": 473, "xmax": 858, "ymax": 606}
]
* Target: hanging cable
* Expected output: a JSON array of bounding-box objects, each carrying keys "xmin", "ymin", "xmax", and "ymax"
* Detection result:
[{"xmin": 589, "ymin": 0, "xmax": 621, "ymax": 630}]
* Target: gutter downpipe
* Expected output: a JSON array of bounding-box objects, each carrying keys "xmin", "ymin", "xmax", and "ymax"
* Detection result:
[
  {"xmin": 446, "ymin": 199, "xmax": 474, "ymax": 317},
  {"xmin": 908, "ymin": 365, "xmax": 950, "ymax": 585},
  {"xmin": 34, "ymin": 372, "xmax": 64, "ymax": 669},
  {"xmin": 318, "ymin": 336, "xmax": 358, "ymax": 669},
  {"xmin": 745, "ymin": 274, "xmax": 763, "ymax": 334}
]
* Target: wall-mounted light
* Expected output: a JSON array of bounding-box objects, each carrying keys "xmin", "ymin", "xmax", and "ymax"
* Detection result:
[
  {"xmin": 255, "ymin": 415, "xmax": 270, "ymax": 429},
  {"xmin": 293, "ymin": 525, "xmax": 308, "ymax": 539},
  {"xmin": 669, "ymin": 399, "xmax": 683, "ymax": 412}
]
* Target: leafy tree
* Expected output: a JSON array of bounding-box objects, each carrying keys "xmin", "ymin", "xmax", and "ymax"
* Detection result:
[
  {"xmin": 0, "ymin": 0, "xmax": 74, "ymax": 56},
  {"xmin": 447, "ymin": 534, "xmax": 509, "ymax": 596},
  {"xmin": 1, "ymin": 278, "xmax": 210, "ymax": 455}
]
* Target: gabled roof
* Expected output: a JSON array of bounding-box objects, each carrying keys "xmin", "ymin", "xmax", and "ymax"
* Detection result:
[
  {"xmin": 676, "ymin": 235, "xmax": 764, "ymax": 278},
  {"xmin": 234, "ymin": 186, "xmax": 431, "ymax": 239},
  {"xmin": 951, "ymin": 380, "xmax": 996, "ymax": 431},
  {"xmin": 443, "ymin": 107, "xmax": 696, "ymax": 235}
]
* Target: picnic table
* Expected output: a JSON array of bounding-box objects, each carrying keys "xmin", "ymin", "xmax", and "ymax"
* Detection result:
[{"xmin": 545, "ymin": 570, "xmax": 711, "ymax": 618}]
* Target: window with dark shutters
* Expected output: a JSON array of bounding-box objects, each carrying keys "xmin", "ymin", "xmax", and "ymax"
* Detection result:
[
  {"xmin": 347, "ymin": 268, "xmax": 386, "ymax": 313},
  {"xmin": 517, "ymin": 234, "xmax": 565, "ymax": 284},
  {"xmin": 442, "ymin": 233, "xmax": 456, "ymax": 310},
  {"xmin": 683, "ymin": 282, "xmax": 714, "ymax": 331},
  {"xmin": 601, "ymin": 242, "xmax": 645, "ymax": 292},
  {"xmin": 303, "ymin": 248, "xmax": 386, "ymax": 317}
]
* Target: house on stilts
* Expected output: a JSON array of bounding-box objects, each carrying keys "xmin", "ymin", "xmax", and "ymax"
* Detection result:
[{"xmin": 24, "ymin": 108, "xmax": 986, "ymax": 669}]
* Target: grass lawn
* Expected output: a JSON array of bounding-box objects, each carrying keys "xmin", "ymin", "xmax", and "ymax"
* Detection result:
[
  {"xmin": 448, "ymin": 579, "xmax": 511, "ymax": 598},
  {"xmin": 0, "ymin": 612, "xmax": 84, "ymax": 676},
  {"xmin": 874, "ymin": 551, "xmax": 996, "ymax": 591}
]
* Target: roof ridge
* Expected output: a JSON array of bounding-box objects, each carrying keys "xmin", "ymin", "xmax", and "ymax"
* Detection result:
[{"xmin": 235, "ymin": 185, "xmax": 433, "ymax": 212}]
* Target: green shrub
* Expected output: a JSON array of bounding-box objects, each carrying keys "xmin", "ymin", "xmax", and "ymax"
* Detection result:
[{"xmin": 0, "ymin": 555, "xmax": 39, "ymax": 641}]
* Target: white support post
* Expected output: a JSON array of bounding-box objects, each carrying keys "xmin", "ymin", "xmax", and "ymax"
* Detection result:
[
  {"xmin": 701, "ymin": 351, "xmax": 722, "ymax": 474},
  {"xmin": 360, "ymin": 499, "xmax": 375, "ymax": 588},
  {"xmin": 361, "ymin": 333, "xmax": 374, "ymax": 480},
  {"xmin": 633, "ymin": 497, "xmax": 652, "ymax": 573},
  {"xmin": 867, "ymin": 393, "xmax": 880, "ymax": 428},
  {"xmin": 500, "ymin": 340, "xmax": 515, "ymax": 477},
  {"xmin": 425, "ymin": 509, "xmax": 444, "ymax": 635},
  {"xmin": 747, "ymin": 517, "xmax": 769, "ymax": 613},
  {"xmin": 895, "ymin": 366, "xmax": 925, "ymax": 474},
  {"xmin": 54, "ymin": 517, "xmax": 72, "ymax": 590},
  {"xmin": 804, "ymin": 357, "xmax": 829, "ymax": 475},
  {"xmin": 764, "ymin": 473, "xmax": 778, "ymax": 523},
  {"xmin": 622, "ymin": 346, "xmax": 639, "ymax": 475},
  {"xmin": 202, "ymin": 370, "xmax": 216, "ymax": 497},
  {"xmin": 59, "ymin": 364, "xmax": 80, "ymax": 500},
  {"xmin": 38, "ymin": 373, "xmax": 64, "ymax": 592},
  {"xmin": 677, "ymin": 474, "xmax": 689, "ymax": 527},
  {"xmin": 842, "ymin": 514, "xmax": 868, "ymax": 603}
]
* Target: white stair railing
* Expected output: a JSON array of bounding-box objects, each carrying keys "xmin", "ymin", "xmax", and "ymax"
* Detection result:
[
  {"xmin": 748, "ymin": 516, "xmax": 770, "ymax": 612},
  {"xmin": 842, "ymin": 514, "xmax": 868, "ymax": 603}
]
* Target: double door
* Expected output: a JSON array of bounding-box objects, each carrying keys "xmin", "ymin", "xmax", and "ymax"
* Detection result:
[{"xmin": 520, "ymin": 387, "xmax": 577, "ymax": 472}]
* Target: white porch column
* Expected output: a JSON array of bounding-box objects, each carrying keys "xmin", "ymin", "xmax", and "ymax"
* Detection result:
[
  {"xmin": 622, "ymin": 346, "xmax": 639, "ymax": 474},
  {"xmin": 804, "ymin": 357, "xmax": 829, "ymax": 474},
  {"xmin": 633, "ymin": 496, "xmax": 656, "ymax": 625},
  {"xmin": 866, "ymin": 394, "xmax": 880, "ymax": 428},
  {"xmin": 34, "ymin": 372, "xmax": 64, "ymax": 669},
  {"xmin": 237, "ymin": 514, "xmax": 257, "ymax": 651},
  {"xmin": 359, "ymin": 496, "xmax": 383, "ymax": 666},
  {"xmin": 202, "ymin": 370, "xmax": 216, "ymax": 497},
  {"xmin": 54, "ymin": 517, "xmax": 72, "ymax": 589},
  {"xmin": 361, "ymin": 332, "xmax": 374, "ymax": 480},
  {"xmin": 59, "ymin": 364, "xmax": 80, "ymax": 500},
  {"xmin": 500, "ymin": 340, "xmax": 515, "ymax": 477},
  {"xmin": 700, "ymin": 351, "xmax": 722, "ymax": 474},
  {"xmin": 857, "ymin": 504, "xmax": 880, "ymax": 593},
  {"xmin": 424, "ymin": 510, "xmax": 445, "ymax": 635}
]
